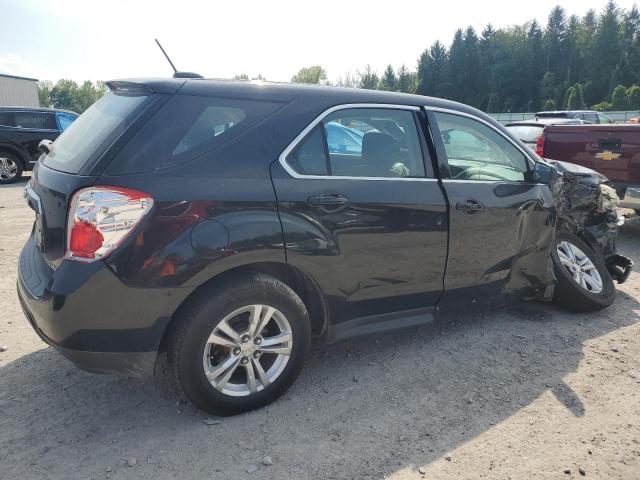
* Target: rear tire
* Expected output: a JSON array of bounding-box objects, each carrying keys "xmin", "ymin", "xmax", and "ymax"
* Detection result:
[
  {"xmin": 551, "ymin": 231, "xmax": 615, "ymax": 312},
  {"xmin": 0, "ymin": 151, "xmax": 23, "ymax": 184},
  {"xmin": 168, "ymin": 272, "xmax": 311, "ymax": 415}
]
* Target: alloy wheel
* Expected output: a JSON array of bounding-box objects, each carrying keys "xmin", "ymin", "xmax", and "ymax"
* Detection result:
[
  {"xmin": 0, "ymin": 156, "xmax": 17, "ymax": 181},
  {"xmin": 556, "ymin": 240, "xmax": 603, "ymax": 294},
  {"xmin": 202, "ymin": 304, "xmax": 293, "ymax": 397}
]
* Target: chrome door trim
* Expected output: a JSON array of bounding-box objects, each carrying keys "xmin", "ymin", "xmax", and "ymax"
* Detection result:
[{"xmin": 278, "ymin": 103, "xmax": 433, "ymax": 181}]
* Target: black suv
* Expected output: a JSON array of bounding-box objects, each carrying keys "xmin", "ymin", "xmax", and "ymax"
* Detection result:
[
  {"xmin": 0, "ymin": 107, "xmax": 78, "ymax": 183},
  {"xmin": 18, "ymin": 79, "xmax": 632, "ymax": 414}
]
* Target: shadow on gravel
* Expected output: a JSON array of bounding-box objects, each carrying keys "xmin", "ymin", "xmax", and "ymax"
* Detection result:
[{"xmin": 1, "ymin": 289, "xmax": 639, "ymax": 479}]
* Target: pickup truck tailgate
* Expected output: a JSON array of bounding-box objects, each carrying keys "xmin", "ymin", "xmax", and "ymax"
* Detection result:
[{"xmin": 542, "ymin": 124, "xmax": 640, "ymax": 184}]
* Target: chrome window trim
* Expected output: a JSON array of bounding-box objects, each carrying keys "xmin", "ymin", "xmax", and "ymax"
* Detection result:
[
  {"xmin": 278, "ymin": 103, "xmax": 435, "ymax": 181},
  {"xmin": 424, "ymin": 106, "xmax": 537, "ymax": 171}
]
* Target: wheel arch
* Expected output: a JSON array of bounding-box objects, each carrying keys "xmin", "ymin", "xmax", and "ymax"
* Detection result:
[
  {"xmin": 0, "ymin": 142, "xmax": 30, "ymax": 169},
  {"xmin": 158, "ymin": 261, "xmax": 329, "ymax": 354}
]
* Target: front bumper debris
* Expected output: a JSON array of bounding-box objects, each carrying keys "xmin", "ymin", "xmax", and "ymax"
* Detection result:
[{"xmin": 606, "ymin": 254, "xmax": 633, "ymax": 285}]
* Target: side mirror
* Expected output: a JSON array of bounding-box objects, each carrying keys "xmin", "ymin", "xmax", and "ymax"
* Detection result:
[
  {"xmin": 37, "ymin": 139, "xmax": 52, "ymax": 155},
  {"xmin": 533, "ymin": 161, "xmax": 558, "ymax": 184}
]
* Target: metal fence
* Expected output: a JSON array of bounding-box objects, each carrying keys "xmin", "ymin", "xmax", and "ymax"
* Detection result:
[{"xmin": 489, "ymin": 110, "xmax": 640, "ymax": 124}]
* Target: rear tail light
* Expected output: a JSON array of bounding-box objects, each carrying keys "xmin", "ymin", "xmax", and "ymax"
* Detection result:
[
  {"xmin": 66, "ymin": 186, "xmax": 154, "ymax": 262},
  {"xmin": 535, "ymin": 133, "xmax": 545, "ymax": 157}
]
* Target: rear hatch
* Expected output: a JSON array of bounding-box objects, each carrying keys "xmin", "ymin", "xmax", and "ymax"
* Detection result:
[{"xmin": 25, "ymin": 82, "xmax": 171, "ymax": 268}]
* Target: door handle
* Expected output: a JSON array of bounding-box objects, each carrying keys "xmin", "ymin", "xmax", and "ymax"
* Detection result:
[
  {"xmin": 307, "ymin": 194, "xmax": 349, "ymax": 206},
  {"xmin": 456, "ymin": 200, "xmax": 484, "ymax": 212}
]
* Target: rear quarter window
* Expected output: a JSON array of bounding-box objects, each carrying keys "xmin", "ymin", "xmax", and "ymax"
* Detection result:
[{"xmin": 107, "ymin": 95, "xmax": 284, "ymax": 175}]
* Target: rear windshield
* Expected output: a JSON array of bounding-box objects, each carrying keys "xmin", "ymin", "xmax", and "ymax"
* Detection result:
[
  {"xmin": 106, "ymin": 95, "xmax": 283, "ymax": 175},
  {"xmin": 506, "ymin": 125, "xmax": 544, "ymax": 142},
  {"xmin": 43, "ymin": 91, "xmax": 148, "ymax": 173}
]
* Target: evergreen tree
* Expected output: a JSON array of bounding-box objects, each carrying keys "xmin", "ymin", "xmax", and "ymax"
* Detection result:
[
  {"xmin": 566, "ymin": 83, "xmax": 586, "ymax": 109},
  {"xmin": 486, "ymin": 93, "xmax": 500, "ymax": 113},
  {"xmin": 415, "ymin": 49, "xmax": 430, "ymax": 95},
  {"xmin": 359, "ymin": 65, "xmax": 379, "ymax": 90},
  {"xmin": 611, "ymin": 84, "xmax": 629, "ymax": 109},
  {"xmin": 543, "ymin": 99, "xmax": 557, "ymax": 110},
  {"xmin": 544, "ymin": 6, "xmax": 567, "ymax": 78},
  {"xmin": 592, "ymin": 1, "xmax": 622, "ymax": 102},
  {"xmin": 563, "ymin": 85, "xmax": 576, "ymax": 109},
  {"xmin": 527, "ymin": 20, "xmax": 545, "ymax": 111},
  {"xmin": 379, "ymin": 65, "xmax": 397, "ymax": 91},
  {"xmin": 397, "ymin": 65, "xmax": 415, "ymax": 93},
  {"xmin": 628, "ymin": 85, "xmax": 640, "ymax": 109},
  {"xmin": 540, "ymin": 72, "xmax": 557, "ymax": 107},
  {"xmin": 447, "ymin": 29, "xmax": 465, "ymax": 102}
]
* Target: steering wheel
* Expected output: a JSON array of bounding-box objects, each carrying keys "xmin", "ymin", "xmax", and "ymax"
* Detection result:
[{"xmin": 454, "ymin": 167, "xmax": 512, "ymax": 181}]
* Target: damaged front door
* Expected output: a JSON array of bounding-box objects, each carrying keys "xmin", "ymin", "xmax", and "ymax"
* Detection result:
[{"xmin": 427, "ymin": 109, "xmax": 557, "ymax": 307}]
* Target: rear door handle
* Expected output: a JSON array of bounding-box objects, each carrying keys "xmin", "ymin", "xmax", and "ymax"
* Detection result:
[
  {"xmin": 456, "ymin": 200, "xmax": 484, "ymax": 212},
  {"xmin": 307, "ymin": 194, "xmax": 349, "ymax": 206}
]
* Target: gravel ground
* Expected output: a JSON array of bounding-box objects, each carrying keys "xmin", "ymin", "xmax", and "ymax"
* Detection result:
[{"xmin": 1, "ymin": 176, "xmax": 639, "ymax": 480}]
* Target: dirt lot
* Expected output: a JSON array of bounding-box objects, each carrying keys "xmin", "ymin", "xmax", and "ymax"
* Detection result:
[{"xmin": 1, "ymin": 177, "xmax": 639, "ymax": 480}]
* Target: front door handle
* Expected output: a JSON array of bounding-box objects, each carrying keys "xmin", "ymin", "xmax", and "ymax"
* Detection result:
[
  {"xmin": 307, "ymin": 193, "xmax": 349, "ymax": 206},
  {"xmin": 456, "ymin": 199, "xmax": 484, "ymax": 212}
]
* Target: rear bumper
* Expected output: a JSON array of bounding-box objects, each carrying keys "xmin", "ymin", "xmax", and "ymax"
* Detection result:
[
  {"xmin": 17, "ymin": 235, "xmax": 189, "ymax": 376},
  {"xmin": 619, "ymin": 187, "xmax": 640, "ymax": 210},
  {"xmin": 17, "ymin": 282, "xmax": 156, "ymax": 376}
]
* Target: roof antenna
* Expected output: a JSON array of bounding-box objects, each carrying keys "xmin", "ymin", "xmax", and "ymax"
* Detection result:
[
  {"xmin": 154, "ymin": 39, "xmax": 203, "ymax": 79},
  {"xmin": 155, "ymin": 39, "xmax": 177, "ymax": 74}
]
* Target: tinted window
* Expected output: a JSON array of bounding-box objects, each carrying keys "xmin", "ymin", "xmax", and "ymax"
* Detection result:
[
  {"xmin": 583, "ymin": 113, "xmax": 599, "ymax": 123},
  {"xmin": 43, "ymin": 92, "xmax": 149, "ymax": 174},
  {"xmin": 14, "ymin": 112, "xmax": 56, "ymax": 130},
  {"xmin": 108, "ymin": 95, "xmax": 282, "ymax": 174},
  {"xmin": 0, "ymin": 112, "xmax": 15, "ymax": 127},
  {"xmin": 434, "ymin": 112, "xmax": 528, "ymax": 182},
  {"xmin": 286, "ymin": 108, "xmax": 427, "ymax": 178},
  {"xmin": 506, "ymin": 125, "xmax": 544, "ymax": 143},
  {"xmin": 287, "ymin": 125, "xmax": 329, "ymax": 175},
  {"xmin": 598, "ymin": 113, "xmax": 613, "ymax": 124}
]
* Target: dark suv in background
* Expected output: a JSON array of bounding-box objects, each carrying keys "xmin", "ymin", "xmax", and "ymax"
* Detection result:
[
  {"xmin": 18, "ymin": 79, "xmax": 631, "ymax": 415},
  {"xmin": 0, "ymin": 106, "xmax": 78, "ymax": 183}
]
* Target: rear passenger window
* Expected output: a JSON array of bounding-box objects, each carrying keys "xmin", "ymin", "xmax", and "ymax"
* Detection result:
[
  {"xmin": 14, "ymin": 112, "xmax": 57, "ymax": 130},
  {"xmin": 108, "ymin": 95, "xmax": 283, "ymax": 174},
  {"xmin": 0, "ymin": 112, "xmax": 15, "ymax": 127},
  {"xmin": 285, "ymin": 108, "xmax": 427, "ymax": 178}
]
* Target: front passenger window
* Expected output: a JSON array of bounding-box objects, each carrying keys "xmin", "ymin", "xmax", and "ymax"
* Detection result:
[{"xmin": 433, "ymin": 112, "xmax": 529, "ymax": 182}]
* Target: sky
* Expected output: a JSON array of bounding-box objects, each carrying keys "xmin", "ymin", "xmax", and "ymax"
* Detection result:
[{"xmin": 0, "ymin": 0, "xmax": 638, "ymax": 84}]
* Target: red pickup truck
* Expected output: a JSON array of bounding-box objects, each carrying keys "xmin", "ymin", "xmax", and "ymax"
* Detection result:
[{"xmin": 533, "ymin": 124, "xmax": 640, "ymax": 212}]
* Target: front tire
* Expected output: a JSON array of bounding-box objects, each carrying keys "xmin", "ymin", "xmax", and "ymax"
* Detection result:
[
  {"xmin": 0, "ymin": 151, "xmax": 23, "ymax": 184},
  {"xmin": 168, "ymin": 273, "xmax": 311, "ymax": 415},
  {"xmin": 551, "ymin": 231, "xmax": 615, "ymax": 312}
]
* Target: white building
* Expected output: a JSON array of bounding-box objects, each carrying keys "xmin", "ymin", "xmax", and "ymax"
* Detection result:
[{"xmin": 0, "ymin": 73, "xmax": 39, "ymax": 107}]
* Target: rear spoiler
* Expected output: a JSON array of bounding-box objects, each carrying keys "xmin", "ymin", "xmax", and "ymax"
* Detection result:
[
  {"xmin": 105, "ymin": 81, "xmax": 153, "ymax": 95},
  {"xmin": 104, "ymin": 79, "xmax": 186, "ymax": 96}
]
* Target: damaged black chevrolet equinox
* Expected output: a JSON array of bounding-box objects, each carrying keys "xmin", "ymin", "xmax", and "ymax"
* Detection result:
[{"xmin": 18, "ymin": 78, "xmax": 632, "ymax": 414}]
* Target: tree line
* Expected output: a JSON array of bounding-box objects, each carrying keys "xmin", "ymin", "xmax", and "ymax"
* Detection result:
[
  {"xmin": 37, "ymin": 2, "xmax": 640, "ymax": 114},
  {"xmin": 289, "ymin": 1, "xmax": 640, "ymax": 112},
  {"xmin": 38, "ymin": 79, "xmax": 106, "ymax": 114}
]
